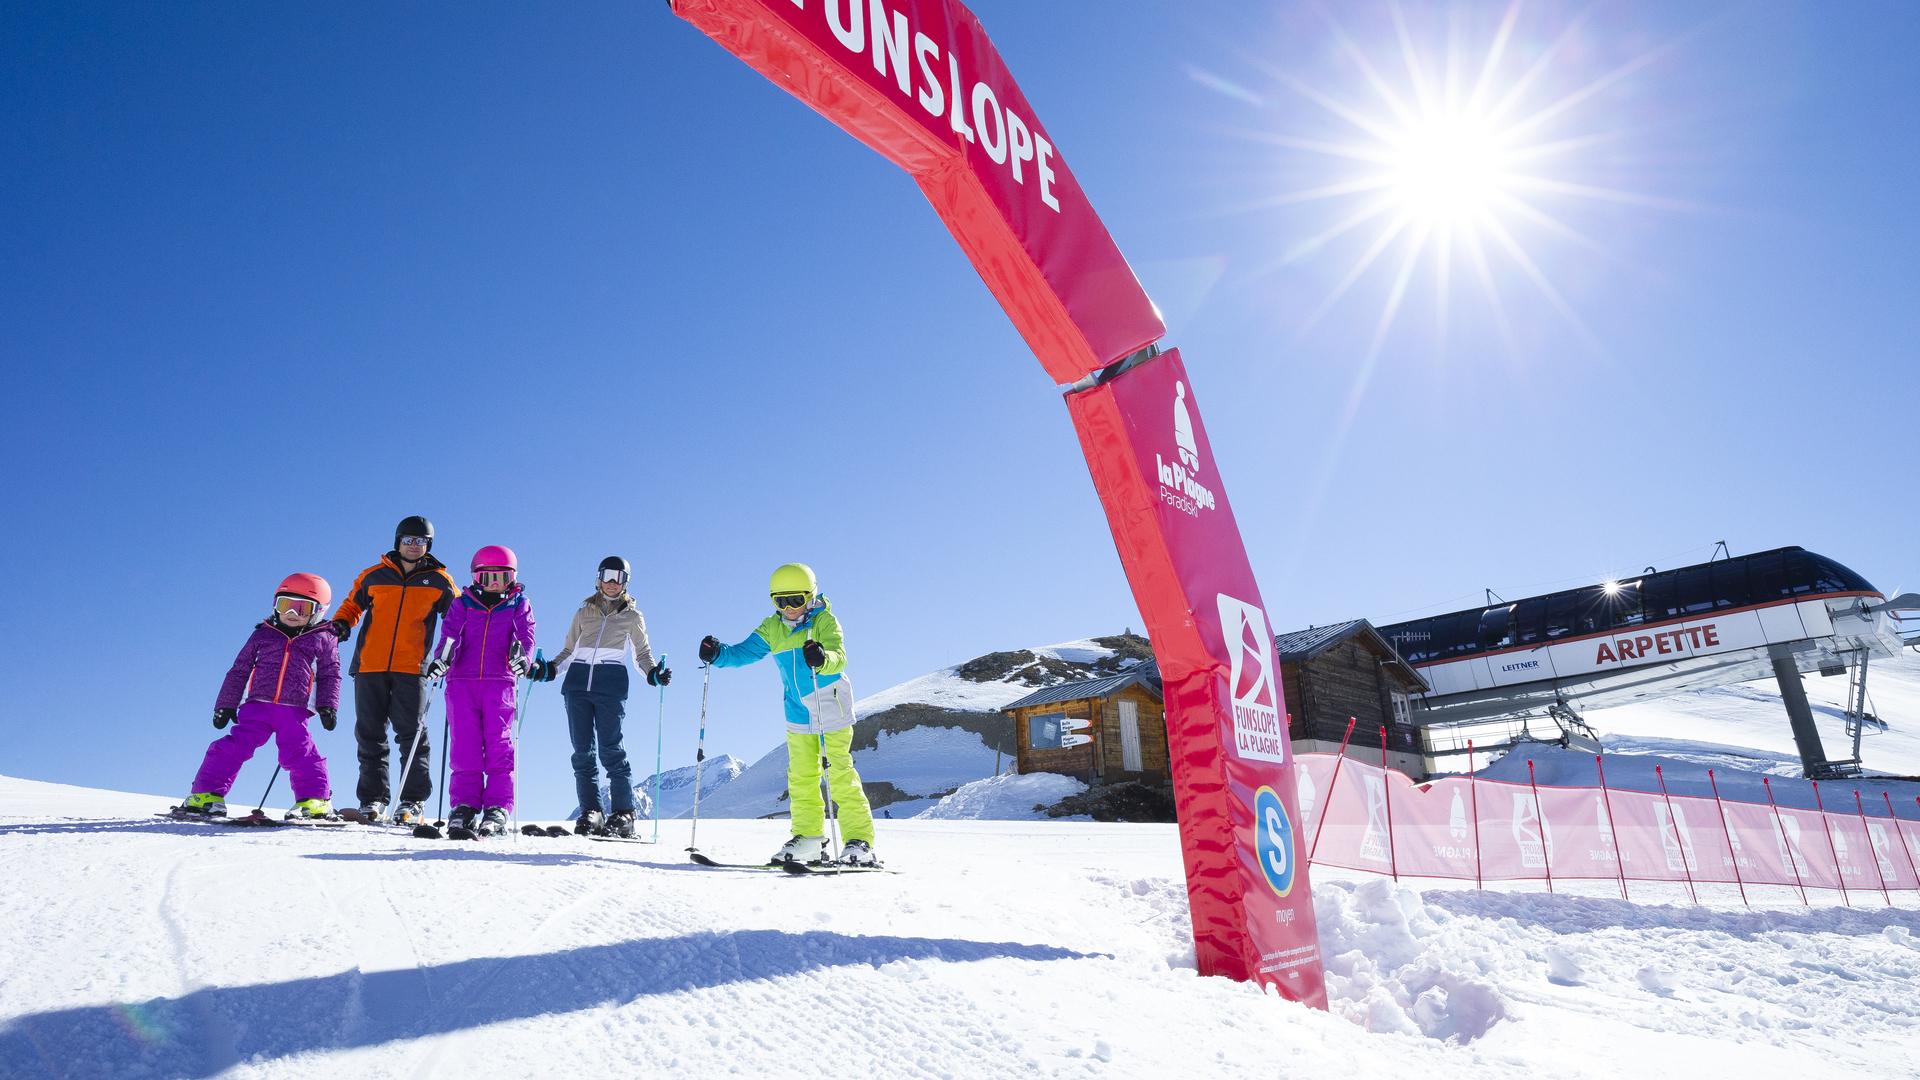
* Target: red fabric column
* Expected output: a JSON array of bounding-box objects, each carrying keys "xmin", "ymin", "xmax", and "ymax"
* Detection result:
[{"xmin": 1065, "ymin": 349, "xmax": 1325, "ymax": 1005}]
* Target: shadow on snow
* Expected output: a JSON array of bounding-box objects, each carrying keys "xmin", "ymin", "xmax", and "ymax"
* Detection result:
[{"xmin": 0, "ymin": 930, "xmax": 1100, "ymax": 1078}]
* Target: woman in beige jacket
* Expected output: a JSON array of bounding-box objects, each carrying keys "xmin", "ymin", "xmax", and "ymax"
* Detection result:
[{"xmin": 531, "ymin": 556, "xmax": 671, "ymax": 836}]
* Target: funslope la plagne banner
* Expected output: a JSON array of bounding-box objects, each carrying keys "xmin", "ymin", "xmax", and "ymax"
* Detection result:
[{"xmin": 673, "ymin": 0, "xmax": 1326, "ymax": 1004}]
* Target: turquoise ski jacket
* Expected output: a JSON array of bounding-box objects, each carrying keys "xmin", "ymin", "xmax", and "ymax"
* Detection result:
[{"xmin": 712, "ymin": 596, "xmax": 846, "ymax": 729}]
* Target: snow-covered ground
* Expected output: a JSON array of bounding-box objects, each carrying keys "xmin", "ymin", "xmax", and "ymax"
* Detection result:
[
  {"xmin": 7, "ymin": 650, "xmax": 1920, "ymax": 1077},
  {"xmin": 2, "ymin": 775, "xmax": 1918, "ymax": 1080}
]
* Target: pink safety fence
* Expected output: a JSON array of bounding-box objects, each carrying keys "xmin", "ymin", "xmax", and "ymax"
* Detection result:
[{"xmin": 1295, "ymin": 742, "xmax": 1920, "ymax": 907}]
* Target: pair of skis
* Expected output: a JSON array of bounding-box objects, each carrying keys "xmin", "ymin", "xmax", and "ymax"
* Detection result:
[
  {"xmin": 162, "ymin": 807, "xmax": 348, "ymax": 829},
  {"xmin": 687, "ymin": 849, "xmax": 891, "ymax": 875}
]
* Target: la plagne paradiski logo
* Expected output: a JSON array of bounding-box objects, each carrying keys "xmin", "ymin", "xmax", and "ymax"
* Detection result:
[
  {"xmin": 1156, "ymin": 381, "xmax": 1216, "ymax": 517},
  {"xmin": 1217, "ymin": 594, "xmax": 1286, "ymax": 766}
]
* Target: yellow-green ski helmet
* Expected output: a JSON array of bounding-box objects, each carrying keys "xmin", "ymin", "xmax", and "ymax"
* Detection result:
[{"xmin": 769, "ymin": 562, "xmax": 817, "ymax": 600}]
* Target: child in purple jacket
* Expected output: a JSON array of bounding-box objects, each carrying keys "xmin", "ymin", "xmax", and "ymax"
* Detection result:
[
  {"xmin": 425, "ymin": 545, "xmax": 536, "ymax": 837},
  {"xmin": 180, "ymin": 573, "xmax": 342, "ymax": 820}
]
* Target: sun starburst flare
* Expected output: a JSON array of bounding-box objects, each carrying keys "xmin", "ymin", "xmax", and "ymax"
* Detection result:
[{"xmin": 1205, "ymin": 2, "xmax": 1699, "ymax": 364}]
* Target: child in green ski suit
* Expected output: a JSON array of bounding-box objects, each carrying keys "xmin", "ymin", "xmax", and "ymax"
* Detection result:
[{"xmin": 698, "ymin": 562, "xmax": 876, "ymax": 867}]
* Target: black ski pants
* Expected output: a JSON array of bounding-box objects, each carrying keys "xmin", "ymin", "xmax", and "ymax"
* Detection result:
[{"xmin": 353, "ymin": 672, "xmax": 433, "ymax": 806}]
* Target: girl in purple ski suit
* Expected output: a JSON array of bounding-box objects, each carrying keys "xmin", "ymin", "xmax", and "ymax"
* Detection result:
[
  {"xmin": 427, "ymin": 546, "xmax": 536, "ymax": 834},
  {"xmin": 183, "ymin": 573, "xmax": 342, "ymax": 819}
]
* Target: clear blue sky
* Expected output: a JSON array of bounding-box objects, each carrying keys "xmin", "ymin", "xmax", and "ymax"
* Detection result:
[{"xmin": 3, "ymin": 2, "xmax": 1914, "ymax": 816}]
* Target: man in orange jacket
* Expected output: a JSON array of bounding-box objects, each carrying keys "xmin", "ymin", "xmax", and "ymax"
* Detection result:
[{"xmin": 331, "ymin": 515, "xmax": 459, "ymax": 823}]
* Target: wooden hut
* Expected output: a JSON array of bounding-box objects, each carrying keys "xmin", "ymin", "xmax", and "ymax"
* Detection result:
[
  {"xmin": 1275, "ymin": 620, "xmax": 1432, "ymax": 777},
  {"xmin": 1002, "ymin": 663, "xmax": 1168, "ymax": 785}
]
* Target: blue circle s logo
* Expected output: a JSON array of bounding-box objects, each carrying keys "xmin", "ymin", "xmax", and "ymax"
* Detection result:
[{"xmin": 1255, "ymin": 785, "xmax": 1295, "ymax": 898}]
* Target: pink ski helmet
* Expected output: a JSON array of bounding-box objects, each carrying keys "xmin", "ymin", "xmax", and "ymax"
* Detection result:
[
  {"xmin": 470, "ymin": 545, "xmax": 518, "ymax": 585},
  {"xmin": 276, "ymin": 572, "xmax": 332, "ymax": 608}
]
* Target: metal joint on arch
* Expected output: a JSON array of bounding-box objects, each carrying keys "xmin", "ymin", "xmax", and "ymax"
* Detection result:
[{"xmin": 1064, "ymin": 342, "xmax": 1162, "ymax": 395}]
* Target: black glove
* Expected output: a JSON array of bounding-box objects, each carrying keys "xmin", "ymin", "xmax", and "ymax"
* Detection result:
[
  {"xmin": 424, "ymin": 657, "xmax": 449, "ymax": 680},
  {"xmin": 329, "ymin": 619, "xmax": 351, "ymax": 641},
  {"xmin": 698, "ymin": 635, "xmax": 721, "ymax": 663},
  {"xmin": 803, "ymin": 639, "xmax": 826, "ymax": 669},
  {"xmin": 508, "ymin": 652, "xmax": 530, "ymax": 678},
  {"xmin": 318, "ymin": 707, "xmax": 337, "ymax": 731},
  {"xmin": 647, "ymin": 662, "xmax": 672, "ymax": 687},
  {"xmin": 213, "ymin": 708, "xmax": 236, "ymax": 729}
]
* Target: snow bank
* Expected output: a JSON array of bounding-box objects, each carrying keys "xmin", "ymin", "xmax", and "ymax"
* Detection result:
[
  {"xmin": 916, "ymin": 771, "xmax": 1088, "ymax": 820},
  {"xmin": 1314, "ymin": 878, "xmax": 1509, "ymax": 1043}
]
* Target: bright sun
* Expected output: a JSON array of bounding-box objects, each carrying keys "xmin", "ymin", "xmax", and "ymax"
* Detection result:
[
  {"xmin": 1204, "ymin": 3, "xmax": 1685, "ymax": 362},
  {"xmin": 1385, "ymin": 111, "xmax": 1513, "ymax": 227}
]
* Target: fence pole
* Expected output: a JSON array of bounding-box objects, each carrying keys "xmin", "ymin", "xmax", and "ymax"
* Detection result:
[
  {"xmin": 1706, "ymin": 770, "xmax": 1748, "ymax": 908},
  {"xmin": 1379, "ymin": 725, "xmax": 1398, "ymax": 883},
  {"xmin": 1855, "ymin": 790, "xmax": 1893, "ymax": 907},
  {"xmin": 1811, "ymin": 781, "xmax": 1851, "ymax": 909},
  {"xmin": 1595, "ymin": 754, "xmax": 1628, "ymax": 900},
  {"xmin": 1762, "ymin": 777, "xmax": 1807, "ymax": 906},
  {"xmin": 1885, "ymin": 792, "xmax": 1920, "ymax": 899},
  {"xmin": 1307, "ymin": 716, "xmax": 1358, "ymax": 864},
  {"xmin": 1468, "ymin": 739, "xmax": 1483, "ymax": 891},
  {"xmin": 1527, "ymin": 759, "xmax": 1553, "ymax": 894},
  {"xmin": 1655, "ymin": 766, "xmax": 1698, "ymax": 905}
]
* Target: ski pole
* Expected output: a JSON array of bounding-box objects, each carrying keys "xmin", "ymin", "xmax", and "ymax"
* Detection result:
[
  {"xmin": 397, "ymin": 694, "xmax": 430, "ymax": 813},
  {"xmin": 433, "ymin": 691, "xmax": 450, "ymax": 827},
  {"xmin": 428, "ymin": 638, "xmax": 456, "ymax": 829},
  {"xmin": 687, "ymin": 663, "xmax": 710, "ymax": 855},
  {"xmin": 809, "ymin": 645, "xmax": 841, "ymax": 868},
  {"xmin": 510, "ymin": 646, "xmax": 539, "ymax": 842},
  {"xmin": 254, "ymin": 765, "xmax": 282, "ymax": 819},
  {"xmin": 652, "ymin": 653, "xmax": 667, "ymax": 844}
]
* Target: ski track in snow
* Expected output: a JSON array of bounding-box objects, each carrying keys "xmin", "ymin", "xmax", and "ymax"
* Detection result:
[{"xmin": 4, "ymin": 781, "xmax": 1919, "ymax": 1079}]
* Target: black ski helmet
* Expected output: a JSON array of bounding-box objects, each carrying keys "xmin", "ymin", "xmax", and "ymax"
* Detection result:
[
  {"xmin": 598, "ymin": 555, "xmax": 631, "ymax": 585},
  {"xmin": 395, "ymin": 515, "xmax": 434, "ymax": 552}
]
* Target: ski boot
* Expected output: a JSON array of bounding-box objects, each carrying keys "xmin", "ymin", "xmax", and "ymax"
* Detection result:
[
  {"xmin": 605, "ymin": 810, "xmax": 636, "ymax": 839},
  {"xmin": 393, "ymin": 801, "xmax": 426, "ymax": 826},
  {"xmin": 770, "ymin": 834, "xmax": 827, "ymax": 866},
  {"xmin": 574, "ymin": 809, "xmax": 605, "ymax": 836},
  {"xmin": 477, "ymin": 807, "xmax": 510, "ymax": 838},
  {"xmin": 287, "ymin": 798, "xmax": 336, "ymax": 821},
  {"xmin": 447, "ymin": 805, "xmax": 480, "ymax": 836},
  {"xmin": 356, "ymin": 800, "xmax": 388, "ymax": 824},
  {"xmin": 838, "ymin": 839, "xmax": 879, "ymax": 867},
  {"xmin": 178, "ymin": 792, "xmax": 226, "ymax": 817}
]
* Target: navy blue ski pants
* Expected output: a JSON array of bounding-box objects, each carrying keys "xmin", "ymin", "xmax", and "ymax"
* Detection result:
[{"xmin": 564, "ymin": 687, "xmax": 634, "ymax": 814}]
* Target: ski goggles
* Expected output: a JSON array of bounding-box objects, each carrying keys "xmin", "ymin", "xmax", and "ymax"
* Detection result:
[
  {"xmin": 772, "ymin": 592, "xmax": 811, "ymax": 611},
  {"xmin": 599, "ymin": 568, "xmax": 630, "ymax": 585},
  {"xmin": 273, "ymin": 595, "xmax": 320, "ymax": 619},
  {"xmin": 475, "ymin": 569, "xmax": 515, "ymax": 590},
  {"xmin": 397, "ymin": 535, "xmax": 430, "ymax": 548}
]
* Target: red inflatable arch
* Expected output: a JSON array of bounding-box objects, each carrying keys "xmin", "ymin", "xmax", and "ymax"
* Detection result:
[{"xmin": 672, "ymin": 0, "xmax": 1327, "ymax": 1006}]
